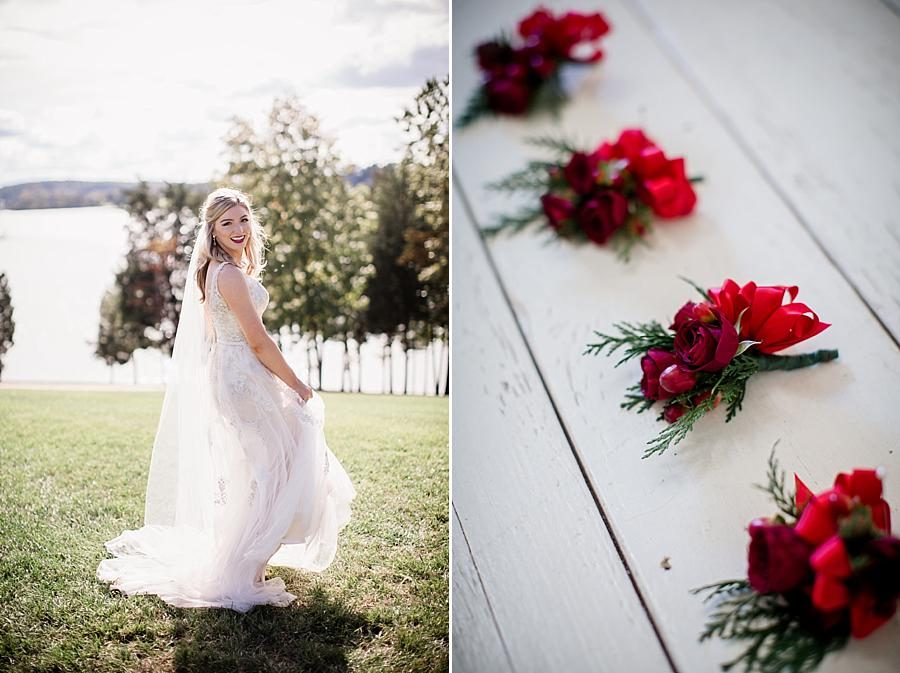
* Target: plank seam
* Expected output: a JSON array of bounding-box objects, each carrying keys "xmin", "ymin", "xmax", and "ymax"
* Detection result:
[
  {"xmin": 453, "ymin": 171, "xmax": 680, "ymax": 673},
  {"xmin": 452, "ymin": 503, "xmax": 517, "ymax": 673},
  {"xmin": 623, "ymin": 0, "xmax": 900, "ymax": 351},
  {"xmin": 877, "ymin": 0, "xmax": 900, "ymax": 20}
]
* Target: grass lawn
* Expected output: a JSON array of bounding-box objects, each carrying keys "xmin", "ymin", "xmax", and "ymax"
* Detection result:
[{"xmin": 0, "ymin": 390, "xmax": 448, "ymax": 673}]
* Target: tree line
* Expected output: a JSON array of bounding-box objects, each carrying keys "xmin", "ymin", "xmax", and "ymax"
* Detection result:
[{"xmin": 95, "ymin": 77, "xmax": 449, "ymax": 395}]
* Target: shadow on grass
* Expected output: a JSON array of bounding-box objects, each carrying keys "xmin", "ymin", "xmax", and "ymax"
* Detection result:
[{"xmin": 163, "ymin": 583, "xmax": 379, "ymax": 673}]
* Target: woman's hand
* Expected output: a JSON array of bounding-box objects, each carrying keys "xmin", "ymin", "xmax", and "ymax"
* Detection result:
[{"xmin": 293, "ymin": 381, "xmax": 313, "ymax": 403}]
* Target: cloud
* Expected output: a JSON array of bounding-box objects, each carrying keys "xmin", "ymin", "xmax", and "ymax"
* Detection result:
[
  {"xmin": 332, "ymin": 44, "xmax": 448, "ymax": 88},
  {"xmin": 0, "ymin": 0, "xmax": 448, "ymax": 185}
]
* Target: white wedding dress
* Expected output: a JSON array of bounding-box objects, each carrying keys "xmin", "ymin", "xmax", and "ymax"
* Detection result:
[{"xmin": 96, "ymin": 261, "xmax": 355, "ymax": 612}]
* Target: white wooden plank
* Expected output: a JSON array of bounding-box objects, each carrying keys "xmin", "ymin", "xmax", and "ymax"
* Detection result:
[
  {"xmin": 627, "ymin": 0, "xmax": 900, "ymax": 344},
  {"xmin": 453, "ymin": 0, "xmax": 900, "ymax": 671},
  {"xmin": 451, "ymin": 186, "xmax": 673, "ymax": 673},
  {"xmin": 451, "ymin": 508, "xmax": 514, "ymax": 673}
]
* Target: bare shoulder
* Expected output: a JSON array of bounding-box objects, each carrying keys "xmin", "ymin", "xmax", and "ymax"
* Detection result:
[{"xmin": 215, "ymin": 263, "xmax": 249, "ymax": 301}]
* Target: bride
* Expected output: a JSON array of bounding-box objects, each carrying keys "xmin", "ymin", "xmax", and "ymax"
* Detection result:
[{"xmin": 97, "ymin": 187, "xmax": 355, "ymax": 612}]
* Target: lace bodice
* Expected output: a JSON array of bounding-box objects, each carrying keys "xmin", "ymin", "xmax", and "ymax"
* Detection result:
[{"xmin": 206, "ymin": 262, "xmax": 269, "ymax": 344}]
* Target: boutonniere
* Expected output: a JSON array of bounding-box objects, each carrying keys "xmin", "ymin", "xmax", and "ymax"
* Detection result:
[
  {"xmin": 458, "ymin": 7, "xmax": 611, "ymax": 127},
  {"xmin": 586, "ymin": 279, "xmax": 837, "ymax": 456},
  {"xmin": 694, "ymin": 452, "xmax": 898, "ymax": 673},
  {"xmin": 485, "ymin": 129, "xmax": 700, "ymax": 260}
]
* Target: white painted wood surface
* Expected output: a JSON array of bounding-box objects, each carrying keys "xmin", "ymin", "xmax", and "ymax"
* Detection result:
[
  {"xmin": 451, "ymin": 0, "xmax": 900, "ymax": 671},
  {"xmin": 630, "ymin": 0, "xmax": 900, "ymax": 345},
  {"xmin": 451, "ymin": 188, "xmax": 673, "ymax": 673},
  {"xmin": 451, "ymin": 508, "xmax": 514, "ymax": 673}
]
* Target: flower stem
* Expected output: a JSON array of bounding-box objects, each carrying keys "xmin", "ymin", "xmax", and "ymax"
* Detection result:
[{"xmin": 750, "ymin": 349, "xmax": 839, "ymax": 371}]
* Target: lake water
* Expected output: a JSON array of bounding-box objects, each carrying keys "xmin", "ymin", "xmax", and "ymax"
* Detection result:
[{"xmin": 0, "ymin": 206, "xmax": 447, "ymax": 394}]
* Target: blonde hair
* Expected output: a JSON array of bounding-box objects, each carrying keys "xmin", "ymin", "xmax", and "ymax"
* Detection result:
[{"xmin": 194, "ymin": 187, "xmax": 268, "ymax": 302}]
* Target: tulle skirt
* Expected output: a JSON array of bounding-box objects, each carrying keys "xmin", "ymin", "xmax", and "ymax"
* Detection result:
[{"xmin": 96, "ymin": 341, "xmax": 355, "ymax": 612}]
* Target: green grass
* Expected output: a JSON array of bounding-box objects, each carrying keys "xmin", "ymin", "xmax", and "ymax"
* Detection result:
[{"xmin": 0, "ymin": 390, "xmax": 448, "ymax": 673}]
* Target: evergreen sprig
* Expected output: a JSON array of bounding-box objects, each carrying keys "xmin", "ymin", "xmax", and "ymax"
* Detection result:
[
  {"xmin": 754, "ymin": 448, "xmax": 799, "ymax": 522},
  {"xmin": 479, "ymin": 208, "xmax": 544, "ymax": 237},
  {"xmin": 641, "ymin": 353, "xmax": 758, "ymax": 457},
  {"xmin": 584, "ymin": 321, "xmax": 673, "ymax": 366},
  {"xmin": 693, "ymin": 581, "xmax": 847, "ymax": 673},
  {"xmin": 523, "ymin": 134, "xmax": 581, "ymax": 156},
  {"xmin": 485, "ymin": 161, "xmax": 559, "ymax": 193},
  {"xmin": 642, "ymin": 391, "xmax": 719, "ymax": 458},
  {"xmin": 622, "ymin": 383, "xmax": 655, "ymax": 413},
  {"xmin": 455, "ymin": 87, "xmax": 491, "ymax": 129}
]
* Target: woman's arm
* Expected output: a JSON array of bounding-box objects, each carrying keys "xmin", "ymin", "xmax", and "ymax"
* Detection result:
[{"xmin": 215, "ymin": 264, "xmax": 312, "ymax": 401}]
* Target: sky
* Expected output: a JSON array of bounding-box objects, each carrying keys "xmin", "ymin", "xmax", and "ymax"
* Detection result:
[{"xmin": 0, "ymin": 0, "xmax": 449, "ymax": 187}]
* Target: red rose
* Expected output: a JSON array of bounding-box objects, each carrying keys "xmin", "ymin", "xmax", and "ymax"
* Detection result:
[
  {"xmin": 795, "ymin": 492, "xmax": 842, "ymax": 546},
  {"xmin": 708, "ymin": 279, "xmax": 830, "ymax": 354},
  {"xmin": 476, "ymin": 41, "xmax": 515, "ymax": 71},
  {"xmin": 850, "ymin": 537, "xmax": 900, "ymax": 638},
  {"xmin": 563, "ymin": 151, "xmax": 600, "ymax": 195},
  {"xmin": 747, "ymin": 520, "xmax": 812, "ymax": 594},
  {"xmin": 518, "ymin": 8, "xmax": 610, "ymax": 62},
  {"xmin": 671, "ymin": 301, "xmax": 739, "ymax": 372},
  {"xmin": 637, "ymin": 157, "xmax": 697, "ymax": 218},
  {"xmin": 575, "ymin": 189, "xmax": 628, "ymax": 245},
  {"xmin": 594, "ymin": 128, "xmax": 655, "ymax": 164},
  {"xmin": 834, "ymin": 469, "xmax": 892, "ymax": 534},
  {"xmin": 640, "ymin": 349, "xmax": 678, "ymax": 400},
  {"xmin": 795, "ymin": 469, "xmax": 891, "ymax": 544},
  {"xmin": 540, "ymin": 194, "xmax": 574, "ymax": 229},
  {"xmin": 484, "ymin": 75, "xmax": 532, "ymax": 115}
]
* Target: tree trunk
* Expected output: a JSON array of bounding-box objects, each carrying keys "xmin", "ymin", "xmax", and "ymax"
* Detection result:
[
  {"xmin": 443, "ymin": 334, "xmax": 450, "ymax": 396},
  {"xmin": 385, "ymin": 340, "xmax": 392, "ymax": 395},
  {"xmin": 356, "ymin": 339, "xmax": 363, "ymax": 393},
  {"xmin": 400, "ymin": 341, "xmax": 408, "ymax": 396},
  {"xmin": 341, "ymin": 339, "xmax": 351, "ymax": 393},
  {"xmin": 315, "ymin": 337, "xmax": 324, "ymax": 391},
  {"xmin": 433, "ymin": 339, "xmax": 447, "ymax": 396}
]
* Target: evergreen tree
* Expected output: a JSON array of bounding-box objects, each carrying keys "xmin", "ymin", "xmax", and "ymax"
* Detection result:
[
  {"xmin": 398, "ymin": 76, "xmax": 450, "ymax": 393},
  {"xmin": 0, "ymin": 273, "xmax": 15, "ymax": 380},
  {"xmin": 363, "ymin": 164, "xmax": 428, "ymax": 391}
]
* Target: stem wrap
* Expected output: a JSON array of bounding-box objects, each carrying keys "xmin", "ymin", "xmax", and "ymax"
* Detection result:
[{"xmin": 750, "ymin": 349, "xmax": 839, "ymax": 372}]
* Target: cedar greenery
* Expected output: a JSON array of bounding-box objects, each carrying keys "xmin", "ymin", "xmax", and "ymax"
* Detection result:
[{"xmin": 691, "ymin": 580, "xmax": 848, "ymax": 673}]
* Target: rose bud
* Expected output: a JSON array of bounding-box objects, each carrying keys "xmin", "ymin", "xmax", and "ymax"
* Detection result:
[
  {"xmin": 747, "ymin": 521, "xmax": 812, "ymax": 594},
  {"xmin": 663, "ymin": 403, "xmax": 686, "ymax": 423},
  {"xmin": 640, "ymin": 349, "xmax": 678, "ymax": 400},
  {"xmin": 659, "ymin": 364, "xmax": 697, "ymax": 395}
]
